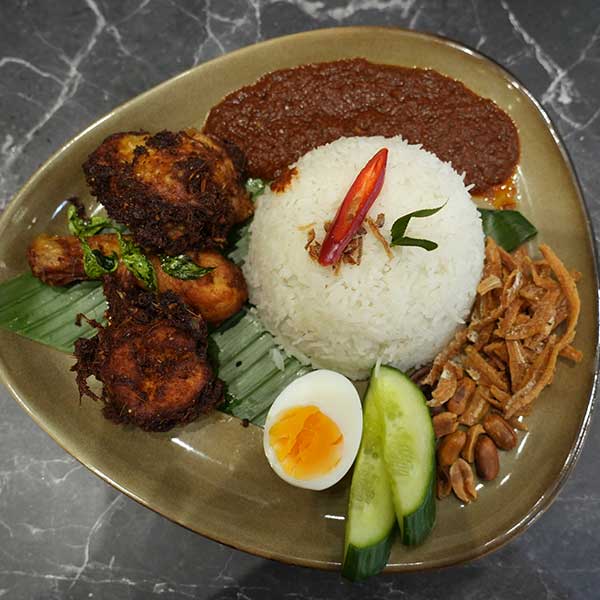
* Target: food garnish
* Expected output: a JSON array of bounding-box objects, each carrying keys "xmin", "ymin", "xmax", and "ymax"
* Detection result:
[
  {"xmin": 365, "ymin": 216, "xmax": 393, "ymax": 260},
  {"xmin": 67, "ymin": 203, "xmax": 115, "ymax": 238},
  {"xmin": 421, "ymin": 237, "xmax": 581, "ymax": 503},
  {"xmin": 263, "ymin": 370, "xmax": 363, "ymax": 491},
  {"xmin": 80, "ymin": 239, "xmax": 119, "ymax": 279},
  {"xmin": 389, "ymin": 203, "xmax": 445, "ymax": 251},
  {"xmin": 318, "ymin": 148, "xmax": 388, "ymax": 266},
  {"xmin": 343, "ymin": 365, "xmax": 435, "ymax": 581},
  {"xmin": 245, "ymin": 177, "xmax": 267, "ymax": 199},
  {"xmin": 67, "ymin": 203, "xmax": 121, "ymax": 279},
  {"xmin": 159, "ymin": 255, "xmax": 214, "ymax": 280},
  {"xmin": 478, "ymin": 209, "xmax": 537, "ymax": 251},
  {"xmin": 117, "ymin": 232, "xmax": 158, "ymax": 292}
]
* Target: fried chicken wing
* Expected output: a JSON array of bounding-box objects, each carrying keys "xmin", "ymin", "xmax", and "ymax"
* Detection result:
[
  {"xmin": 73, "ymin": 277, "xmax": 223, "ymax": 431},
  {"xmin": 83, "ymin": 129, "xmax": 254, "ymax": 254},
  {"xmin": 27, "ymin": 233, "xmax": 247, "ymax": 324}
]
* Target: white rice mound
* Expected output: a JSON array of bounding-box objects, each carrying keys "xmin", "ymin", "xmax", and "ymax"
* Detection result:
[{"xmin": 243, "ymin": 136, "xmax": 485, "ymax": 380}]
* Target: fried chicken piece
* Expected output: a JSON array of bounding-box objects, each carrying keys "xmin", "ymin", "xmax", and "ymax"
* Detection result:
[
  {"xmin": 83, "ymin": 129, "xmax": 254, "ymax": 254},
  {"xmin": 153, "ymin": 249, "xmax": 246, "ymax": 324},
  {"xmin": 73, "ymin": 275, "xmax": 223, "ymax": 431},
  {"xmin": 27, "ymin": 233, "xmax": 120, "ymax": 286},
  {"xmin": 27, "ymin": 233, "xmax": 247, "ymax": 325}
]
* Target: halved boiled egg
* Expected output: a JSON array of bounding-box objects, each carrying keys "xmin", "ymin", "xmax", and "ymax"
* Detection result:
[{"xmin": 263, "ymin": 369, "xmax": 363, "ymax": 490}]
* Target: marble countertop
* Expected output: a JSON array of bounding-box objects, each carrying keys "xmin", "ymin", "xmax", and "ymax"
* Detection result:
[{"xmin": 1, "ymin": 1, "xmax": 599, "ymax": 598}]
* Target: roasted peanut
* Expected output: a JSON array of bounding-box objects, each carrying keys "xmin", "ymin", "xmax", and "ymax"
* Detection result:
[
  {"xmin": 432, "ymin": 412, "xmax": 458, "ymax": 438},
  {"xmin": 429, "ymin": 404, "xmax": 445, "ymax": 417},
  {"xmin": 447, "ymin": 377, "xmax": 476, "ymax": 415},
  {"xmin": 450, "ymin": 458, "xmax": 477, "ymax": 503},
  {"xmin": 475, "ymin": 435, "xmax": 500, "ymax": 480},
  {"xmin": 483, "ymin": 413, "xmax": 517, "ymax": 450},
  {"xmin": 437, "ymin": 430, "xmax": 467, "ymax": 467},
  {"xmin": 461, "ymin": 423, "xmax": 485, "ymax": 463},
  {"xmin": 436, "ymin": 466, "xmax": 452, "ymax": 499}
]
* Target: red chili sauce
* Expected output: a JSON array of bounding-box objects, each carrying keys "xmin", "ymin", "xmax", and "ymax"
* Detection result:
[{"xmin": 204, "ymin": 59, "xmax": 520, "ymax": 196}]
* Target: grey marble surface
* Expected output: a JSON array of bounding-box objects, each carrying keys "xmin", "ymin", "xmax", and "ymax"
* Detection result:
[{"xmin": 1, "ymin": 1, "xmax": 599, "ymax": 598}]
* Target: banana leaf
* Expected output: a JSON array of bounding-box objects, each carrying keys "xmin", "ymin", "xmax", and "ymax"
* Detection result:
[{"xmin": 0, "ymin": 272, "xmax": 306, "ymax": 426}]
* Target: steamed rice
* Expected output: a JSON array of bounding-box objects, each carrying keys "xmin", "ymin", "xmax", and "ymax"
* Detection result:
[{"xmin": 243, "ymin": 136, "xmax": 485, "ymax": 380}]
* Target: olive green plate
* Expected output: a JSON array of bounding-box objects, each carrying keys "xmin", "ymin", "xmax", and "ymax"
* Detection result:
[{"xmin": 0, "ymin": 27, "xmax": 597, "ymax": 571}]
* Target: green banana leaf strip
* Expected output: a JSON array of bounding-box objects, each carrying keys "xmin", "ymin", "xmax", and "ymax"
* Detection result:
[
  {"xmin": 0, "ymin": 274, "xmax": 107, "ymax": 351},
  {"xmin": 478, "ymin": 209, "xmax": 537, "ymax": 252}
]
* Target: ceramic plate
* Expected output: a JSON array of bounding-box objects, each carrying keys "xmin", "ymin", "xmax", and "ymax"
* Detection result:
[{"xmin": 0, "ymin": 27, "xmax": 597, "ymax": 571}]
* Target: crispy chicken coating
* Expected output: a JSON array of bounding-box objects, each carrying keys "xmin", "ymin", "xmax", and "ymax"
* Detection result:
[
  {"xmin": 27, "ymin": 233, "xmax": 247, "ymax": 325},
  {"xmin": 153, "ymin": 249, "xmax": 246, "ymax": 325},
  {"xmin": 83, "ymin": 129, "xmax": 254, "ymax": 254},
  {"xmin": 73, "ymin": 273, "xmax": 223, "ymax": 431}
]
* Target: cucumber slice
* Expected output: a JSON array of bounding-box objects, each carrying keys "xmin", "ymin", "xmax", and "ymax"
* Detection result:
[
  {"xmin": 342, "ymin": 383, "xmax": 396, "ymax": 581},
  {"xmin": 372, "ymin": 365, "xmax": 436, "ymax": 545}
]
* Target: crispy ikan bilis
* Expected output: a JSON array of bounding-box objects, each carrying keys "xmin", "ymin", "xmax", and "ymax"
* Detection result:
[
  {"xmin": 73, "ymin": 273, "xmax": 223, "ymax": 431},
  {"xmin": 83, "ymin": 129, "xmax": 254, "ymax": 254},
  {"xmin": 27, "ymin": 233, "xmax": 247, "ymax": 325}
]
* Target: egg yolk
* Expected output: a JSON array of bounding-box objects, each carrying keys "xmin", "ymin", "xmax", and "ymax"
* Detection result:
[{"xmin": 268, "ymin": 405, "xmax": 344, "ymax": 480}]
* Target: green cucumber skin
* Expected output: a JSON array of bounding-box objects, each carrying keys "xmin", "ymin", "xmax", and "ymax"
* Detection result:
[
  {"xmin": 401, "ymin": 454, "xmax": 436, "ymax": 546},
  {"xmin": 342, "ymin": 378, "xmax": 396, "ymax": 581},
  {"xmin": 342, "ymin": 532, "xmax": 396, "ymax": 582},
  {"xmin": 375, "ymin": 365, "xmax": 437, "ymax": 546}
]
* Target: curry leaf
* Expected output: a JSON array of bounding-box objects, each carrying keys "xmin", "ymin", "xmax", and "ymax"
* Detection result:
[
  {"xmin": 117, "ymin": 233, "xmax": 157, "ymax": 291},
  {"xmin": 159, "ymin": 255, "xmax": 214, "ymax": 280},
  {"xmin": 81, "ymin": 241, "xmax": 119, "ymax": 279},
  {"xmin": 478, "ymin": 209, "xmax": 537, "ymax": 252},
  {"xmin": 390, "ymin": 203, "xmax": 445, "ymax": 250},
  {"xmin": 390, "ymin": 236, "xmax": 438, "ymax": 251},
  {"xmin": 67, "ymin": 204, "xmax": 114, "ymax": 238},
  {"xmin": 245, "ymin": 178, "xmax": 266, "ymax": 200}
]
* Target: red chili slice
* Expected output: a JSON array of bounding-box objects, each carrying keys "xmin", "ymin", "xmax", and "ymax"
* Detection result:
[{"xmin": 318, "ymin": 148, "xmax": 388, "ymax": 266}]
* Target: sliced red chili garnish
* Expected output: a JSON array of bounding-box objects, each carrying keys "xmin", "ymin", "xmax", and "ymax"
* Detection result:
[{"xmin": 318, "ymin": 148, "xmax": 388, "ymax": 266}]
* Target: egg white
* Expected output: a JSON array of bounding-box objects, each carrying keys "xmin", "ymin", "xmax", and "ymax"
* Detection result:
[{"xmin": 263, "ymin": 369, "xmax": 363, "ymax": 491}]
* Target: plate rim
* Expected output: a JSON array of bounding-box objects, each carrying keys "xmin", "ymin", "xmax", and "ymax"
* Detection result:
[{"xmin": 0, "ymin": 25, "xmax": 598, "ymax": 573}]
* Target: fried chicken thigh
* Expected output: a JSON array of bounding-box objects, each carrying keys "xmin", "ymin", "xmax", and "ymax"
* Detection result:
[
  {"xmin": 73, "ymin": 274, "xmax": 223, "ymax": 431},
  {"xmin": 83, "ymin": 129, "xmax": 254, "ymax": 254}
]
